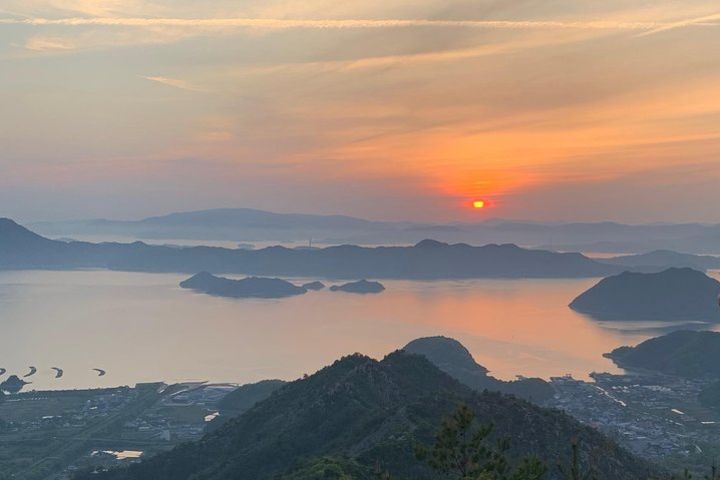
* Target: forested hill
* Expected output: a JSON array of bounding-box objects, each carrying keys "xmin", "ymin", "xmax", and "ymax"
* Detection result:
[
  {"xmin": 607, "ymin": 330, "xmax": 720, "ymax": 378},
  {"xmin": 79, "ymin": 351, "xmax": 651, "ymax": 480},
  {"xmin": 570, "ymin": 268, "xmax": 720, "ymax": 321},
  {"xmin": 404, "ymin": 336, "xmax": 555, "ymax": 403}
]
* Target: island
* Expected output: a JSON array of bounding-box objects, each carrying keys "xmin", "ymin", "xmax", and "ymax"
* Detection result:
[
  {"xmin": 329, "ymin": 279, "xmax": 385, "ymax": 294},
  {"xmin": 180, "ymin": 272, "xmax": 308, "ymax": 299},
  {"xmin": 1, "ymin": 218, "xmax": 623, "ymax": 279},
  {"xmin": 569, "ymin": 267, "xmax": 720, "ymax": 321},
  {"xmin": 301, "ymin": 281, "xmax": 325, "ymax": 290},
  {"xmin": 605, "ymin": 330, "xmax": 720, "ymax": 378}
]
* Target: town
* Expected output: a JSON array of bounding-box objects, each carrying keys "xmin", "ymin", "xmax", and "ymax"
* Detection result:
[
  {"xmin": 0, "ymin": 382, "xmax": 236, "ymax": 479},
  {"xmin": 548, "ymin": 372, "xmax": 720, "ymax": 472}
]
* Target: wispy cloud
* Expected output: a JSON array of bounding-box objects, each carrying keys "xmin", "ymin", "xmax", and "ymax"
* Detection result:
[
  {"xmin": 143, "ymin": 76, "xmax": 206, "ymax": 92},
  {"xmin": 637, "ymin": 12, "xmax": 720, "ymax": 36},
  {"xmin": 0, "ymin": 16, "xmax": 683, "ymax": 31},
  {"xmin": 24, "ymin": 36, "xmax": 75, "ymax": 51}
]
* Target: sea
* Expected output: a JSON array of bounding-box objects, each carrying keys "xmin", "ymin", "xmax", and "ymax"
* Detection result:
[{"xmin": 2, "ymin": 267, "xmax": 718, "ymax": 391}]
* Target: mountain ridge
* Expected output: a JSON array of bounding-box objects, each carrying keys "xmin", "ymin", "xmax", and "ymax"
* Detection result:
[
  {"xmin": 0, "ymin": 219, "xmax": 621, "ymax": 279},
  {"xmin": 78, "ymin": 350, "xmax": 652, "ymax": 480},
  {"xmin": 28, "ymin": 208, "xmax": 720, "ymax": 253}
]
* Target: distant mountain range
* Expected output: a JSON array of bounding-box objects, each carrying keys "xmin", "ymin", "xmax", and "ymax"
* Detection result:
[
  {"xmin": 602, "ymin": 250, "xmax": 720, "ymax": 272},
  {"xmin": 30, "ymin": 208, "xmax": 406, "ymax": 244},
  {"xmin": 0, "ymin": 219, "xmax": 621, "ymax": 279},
  {"xmin": 79, "ymin": 349, "xmax": 651, "ymax": 480},
  {"xmin": 570, "ymin": 268, "xmax": 720, "ymax": 321},
  {"xmin": 29, "ymin": 208, "xmax": 720, "ymax": 253}
]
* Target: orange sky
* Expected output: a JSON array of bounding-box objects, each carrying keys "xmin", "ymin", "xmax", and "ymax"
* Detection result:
[{"xmin": 1, "ymin": 1, "xmax": 720, "ymax": 222}]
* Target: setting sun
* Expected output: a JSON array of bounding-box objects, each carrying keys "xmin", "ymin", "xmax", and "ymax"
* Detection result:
[{"xmin": 473, "ymin": 200, "xmax": 486, "ymax": 209}]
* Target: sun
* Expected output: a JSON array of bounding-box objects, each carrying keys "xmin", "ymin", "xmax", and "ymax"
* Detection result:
[{"xmin": 472, "ymin": 200, "xmax": 486, "ymax": 209}]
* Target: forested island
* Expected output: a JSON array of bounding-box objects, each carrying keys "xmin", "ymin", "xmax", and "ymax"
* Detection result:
[
  {"xmin": 329, "ymin": 279, "xmax": 385, "ymax": 293},
  {"xmin": 180, "ymin": 272, "xmax": 308, "ymax": 299},
  {"xmin": 570, "ymin": 268, "xmax": 720, "ymax": 321}
]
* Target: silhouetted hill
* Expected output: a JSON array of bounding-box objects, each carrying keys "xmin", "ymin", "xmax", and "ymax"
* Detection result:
[
  {"xmin": 0, "ymin": 220, "xmax": 621, "ymax": 279},
  {"xmin": 606, "ymin": 331, "xmax": 720, "ymax": 378},
  {"xmin": 329, "ymin": 279, "xmax": 385, "ymax": 293},
  {"xmin": 0, "ymin": 218, "xmax": 53, "ymax": 247},
  {"xmin": 0, "ymin": 218, "xmax": 62, "ymax": 264},
  {"xmin": 603, "ymin": 250, "xmax": 720, "ymax": 272},
  {"xmin": 403, "ymin": 336, "xmax": 554, "ymax": 403},
  {"xmin": 180, "ymin": 272, "xmax": 307, "ymax": 298},
  {"xmin": 570, "ymin": 268, "xmax": 720, "ymax": 321},
  {"xmin": 139, "ymin": 208, "xmax": 383, "ymax": 230},
  {"xmin": 79, "ymin": 352, "xmax": 650, "ymax": 480}
]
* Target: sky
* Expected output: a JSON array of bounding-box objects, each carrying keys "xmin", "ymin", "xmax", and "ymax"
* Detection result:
[{"xmin": 1, "ymin": 1, "xmax": 720, "ymax": 223}]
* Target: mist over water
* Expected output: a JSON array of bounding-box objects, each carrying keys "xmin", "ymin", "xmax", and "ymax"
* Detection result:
[{"xmin": 2, "ymin": 270, "xmax": 718, "ymax": 391}]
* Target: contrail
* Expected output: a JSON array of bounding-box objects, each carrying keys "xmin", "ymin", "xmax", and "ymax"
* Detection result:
[
  {"xmin": 0, "ymin": 17, "xmax": 682, "ymax": 31},
  {"xmin": 637, "ymin": 12, "xmax": 720, "ymax": 36}
]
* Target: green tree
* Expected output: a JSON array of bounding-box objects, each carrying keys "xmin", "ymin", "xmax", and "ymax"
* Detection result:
[{"xmin": 416, "ymin": 404, "xmax": 547, "ymax": 480}]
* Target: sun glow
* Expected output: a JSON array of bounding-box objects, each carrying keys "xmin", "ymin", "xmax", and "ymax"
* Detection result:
[{"xmin": 473, "ymin": 200, "xmax": 486, "ymax": 209}]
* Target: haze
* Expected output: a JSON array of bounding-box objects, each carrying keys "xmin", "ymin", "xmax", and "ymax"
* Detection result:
[{"xmin": 2, "ymin": 0, "xmax": 720, "ymax": 223}]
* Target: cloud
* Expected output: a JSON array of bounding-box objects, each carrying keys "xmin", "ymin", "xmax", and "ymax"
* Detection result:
[
  {"xmin": 143, "ymin": 76, "xmax": 206, "ymax": 92},
  {"xmin": 0, "ymin": 16, "xmax": 679, "ymax": 31},
  {"xmin": 24, "ymin": 36, "xmax": 75, "ymax": 51}
]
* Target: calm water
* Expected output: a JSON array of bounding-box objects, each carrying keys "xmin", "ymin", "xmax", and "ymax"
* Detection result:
[{"xmin": 1, "ymin": 270, "xmax": 718, "ymax": 391}]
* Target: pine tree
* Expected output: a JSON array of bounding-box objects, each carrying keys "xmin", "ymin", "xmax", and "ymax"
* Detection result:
[{"xmin": 416, "ymin": 404, "xmax": 548, "ymax": 480}]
